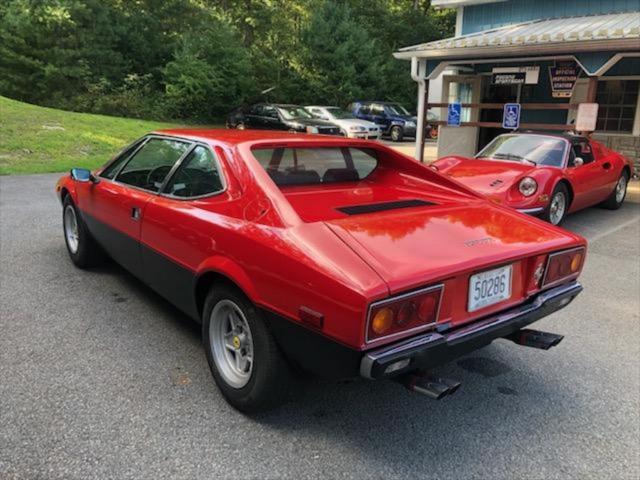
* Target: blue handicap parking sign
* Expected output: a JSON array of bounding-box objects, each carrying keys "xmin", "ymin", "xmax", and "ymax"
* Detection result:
[
  {"xmin": 447, "ymin": 102, "xmax": 461, "ymax": 127},
  {"xmin": 503, "ymin": 103, "xmax": 520, "ymax": 130}
]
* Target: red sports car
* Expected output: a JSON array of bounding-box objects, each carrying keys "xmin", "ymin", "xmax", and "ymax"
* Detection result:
[
  {"xmin": 432, "ymin": 132, "xmax": 633, "ymax": 225},
  {"xmin": 56, "ymin": 130, "xmax": 586, "ymax": 412}
]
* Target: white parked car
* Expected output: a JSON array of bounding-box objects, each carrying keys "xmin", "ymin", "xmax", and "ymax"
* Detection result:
[{"xmin": 305, "ymin": 106, "xmax": 381, "ymax": 139}]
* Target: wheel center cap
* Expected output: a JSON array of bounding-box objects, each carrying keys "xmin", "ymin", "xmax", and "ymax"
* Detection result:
[{"xmin": 232, "ymin": 336, "xmax": 241, "ymax": 349}]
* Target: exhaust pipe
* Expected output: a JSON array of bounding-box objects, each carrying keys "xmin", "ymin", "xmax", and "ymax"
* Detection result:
[
  {"xmin": 397, "ymin": 373, "xmax": 461, "ymax": 400},
  {"xmin": 505, "ymin": 328, "xmax": 564, "ymax": 350}
]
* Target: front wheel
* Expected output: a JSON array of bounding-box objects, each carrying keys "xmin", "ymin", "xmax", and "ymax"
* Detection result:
[
  {"xmin": 390, "ymin": 126, "xmax": 404, "ymax": 142},
  {"xmin": 542, "ymin": 184, "xmax": 569, "ymax": 226},
  {"xmin": 601, "ymin": 171, "xmax": 629, "ymax": 210},
  {"xmin": 202, "ymin": 285, "xmax": 291, "ymax": 413},
  {"xmin": 62, "ymin": 196, "xmax": 104, "ymax": 268}
]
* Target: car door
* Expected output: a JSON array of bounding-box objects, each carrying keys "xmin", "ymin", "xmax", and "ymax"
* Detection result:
[
  {"xmin": 261, "ymin": 105, "xmax": 282, "ymax": 130},
  {"xmin": 81, "ymin": 136, "xmax": 192, "ymax": 278},
  {"xmin": 564, "ymin": 140, "xmax": 607, "ymax": 211},
  {"xmin": 140, "ymin": 144, "xmax": 234, "ymax": 318},
  {"xmin": 370, "ymin": 103, "xmax": 389, "ymax": 130},
  {"xmin": 244, "ymin": 104, "xmax": 263, "ymax": 128}
]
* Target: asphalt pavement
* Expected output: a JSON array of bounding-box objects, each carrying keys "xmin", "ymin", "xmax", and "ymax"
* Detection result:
[{"xmin": 1, "ymin": 173, "xmax": 639, "ymax": 480}]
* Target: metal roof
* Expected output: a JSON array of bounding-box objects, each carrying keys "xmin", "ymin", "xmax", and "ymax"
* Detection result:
[{"xmin": 395, "ymin": 12, "xmax": 640, "ymax": 59}]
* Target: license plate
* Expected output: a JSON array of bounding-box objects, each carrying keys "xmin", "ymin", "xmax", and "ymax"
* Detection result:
[{"xmin": 468, "ymin": 265, "xmax": 512, "ymax": 312}]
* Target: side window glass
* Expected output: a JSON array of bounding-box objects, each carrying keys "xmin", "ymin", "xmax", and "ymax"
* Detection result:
[
  {"xmin": 164, "ymin": 146, "xmax": 224, "ymax": 198},
  {"xmin": 574, "ymin": 141, "xmax": 595, "ymax": 164},
  {"xmin": 116, "ymin": 138, "xmax": 189, "ymax": 192},
  {"xmin": 371, "ymin": 104, "xmax": 384, "ymax": 116},
  {"xmin": 100, "ymin": 140, "xmax": 144, "ymax": 180}
]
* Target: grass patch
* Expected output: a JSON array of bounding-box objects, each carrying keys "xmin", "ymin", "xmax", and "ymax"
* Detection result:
[{"xmin": 0, "ymin": 96, "xmax": 216, "ymax": 175}]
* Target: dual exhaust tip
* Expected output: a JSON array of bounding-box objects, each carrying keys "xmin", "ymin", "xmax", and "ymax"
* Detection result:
[
  {"xmin": 395, "ymin": 328, "xmax": 564, "ymax": 400},
  {"xmin": 399, "ymin": 373, "xmax": 462, "ymax": 400}
]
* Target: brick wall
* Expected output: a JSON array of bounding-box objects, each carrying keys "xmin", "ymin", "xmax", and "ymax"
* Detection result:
[{"xmin": 592, "ymin": 134, "xmax": 640, "ymax": 177}]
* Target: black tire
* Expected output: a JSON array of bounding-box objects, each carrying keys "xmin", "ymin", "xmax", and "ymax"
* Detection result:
[
  {"xmin": 202, "ymin": 284, "xmax": 291, "ymax": 413},
  {"xmin": 541, "ymin": 183, "xmax": 569, "ymax": 226},
  {"xmin": 390, "ymin": 125, "xmax": 404, "ymax": 142},
  {"xmin": 601, "ymin": 170, "xmax": 629, "ymax": 210},
  {"xmin": 62, "ymin": 195, "xmax": 105, "ymax": 268}
]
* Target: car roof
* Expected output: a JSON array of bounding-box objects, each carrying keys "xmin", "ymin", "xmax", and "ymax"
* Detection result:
[{"xmin": 153, "ymin": 128, "xmax": 369, "ymax": 147}]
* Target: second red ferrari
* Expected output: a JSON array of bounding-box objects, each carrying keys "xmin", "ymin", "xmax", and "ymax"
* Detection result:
[{"xmin": 432, "ymin": 132, "xmax": 633, "ymax": 225}]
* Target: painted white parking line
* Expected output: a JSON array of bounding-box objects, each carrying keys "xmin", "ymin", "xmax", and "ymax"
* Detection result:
[{"xmin": 585, "ymin": 216, "xmax": 640, "ymax": 244}]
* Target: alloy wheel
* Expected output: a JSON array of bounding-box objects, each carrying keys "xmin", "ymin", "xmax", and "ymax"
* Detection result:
[
  {"xmin": 549, "ymin": 191, "xmax": 566, "ymax": 225},
  {"xmin": 209, "ymin": 299, "xmax": 254, "ymax": 389},
  {"xmin": 64, "ymin": 205, "xmax": 80, "ymax": 254}
]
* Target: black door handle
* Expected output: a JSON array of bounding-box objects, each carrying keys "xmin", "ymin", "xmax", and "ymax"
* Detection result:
[{"xmin": 131, "ymin": 207, "xmax": 141, "ymax": 221}]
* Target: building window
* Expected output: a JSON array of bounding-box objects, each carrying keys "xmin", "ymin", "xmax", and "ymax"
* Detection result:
[{"xmin": 595, "ymin": 80, "xmax": 639, "ymax": 133}]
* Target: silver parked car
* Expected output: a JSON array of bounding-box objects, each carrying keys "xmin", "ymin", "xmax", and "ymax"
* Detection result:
[{"xmin": 305, "ymin": 106, "xmax": 381, "ymax": 139}]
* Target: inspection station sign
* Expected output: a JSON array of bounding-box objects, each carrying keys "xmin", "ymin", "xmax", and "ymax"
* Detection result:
[{"xmin": 549, "ymin": 61, "xmax": 579, "ymax": 98}]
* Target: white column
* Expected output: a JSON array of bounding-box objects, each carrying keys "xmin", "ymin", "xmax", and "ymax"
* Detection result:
[{"xmin": 411, "ymin": 57, "xmax": 427, "ymax": 161}]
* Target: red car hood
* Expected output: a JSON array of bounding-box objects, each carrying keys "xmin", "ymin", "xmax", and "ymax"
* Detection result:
[
  {"xmin": 325, "ymin": 201, "xmax": 578, "ymax": 294},
  {"xmin": 439, "ymin": 159, "xmax": 535, "ymax": 195}
]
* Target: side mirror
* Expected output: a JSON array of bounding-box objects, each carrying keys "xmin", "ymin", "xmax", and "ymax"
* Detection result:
[
  {"xmin": 70, "ymin": 168, "xmax": 99, "ymax": 184},
  {"xmin": 573, "ymin": 157, "xmax": 584, "ymax": 167}
]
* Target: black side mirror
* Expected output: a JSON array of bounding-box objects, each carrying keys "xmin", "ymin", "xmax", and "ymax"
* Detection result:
[{"xmin": 70, "ymin": 168, "xmax": 99, "ymax": 184}]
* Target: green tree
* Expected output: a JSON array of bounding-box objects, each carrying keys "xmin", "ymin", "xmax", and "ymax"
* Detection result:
[
  {"xmin": 162, "ymin": 18, "xmax": 255, "ymax": 120},
  {"xmin": 301, "ymin": 0, "xmax": 389, "ymax": 107}
]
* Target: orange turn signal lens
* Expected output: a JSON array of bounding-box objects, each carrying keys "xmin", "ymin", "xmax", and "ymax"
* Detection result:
[
  {"xmin": 371, "ymin": 308, "xmax": 393, "ymax": 334},
  {"xmin": 570, "ymin": 252, "xmax": 582, "ymax": 272}
]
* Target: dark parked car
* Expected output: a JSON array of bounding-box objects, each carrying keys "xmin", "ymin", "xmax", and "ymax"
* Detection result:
[
  {"xmin": 349, "ymin": 101, "xmax": 433, "ymax": 142},
  {"xmin": 226, "ymin": 103, "xmax": 342, "ymax": 136}
]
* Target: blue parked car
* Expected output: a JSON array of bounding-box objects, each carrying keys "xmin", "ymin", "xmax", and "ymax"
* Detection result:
[{"xmin": 349, "ymin": 101, "xmax": 433, "ymax": 142}]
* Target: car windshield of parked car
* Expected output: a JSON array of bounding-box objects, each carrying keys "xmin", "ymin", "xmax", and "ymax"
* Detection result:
[
  {"xmin": 252, "ymin": 147, "xmax": 377, "ymax": 186},
  {"xmin": 326, "ymin": 108, "xmax": 356, "ymax": 119},
  {"xmin": 385, "ymin": 104, "xmax": 410, "ymax": 116},
  {"xmin": 476, "ymin": 135, "xmax": 567, "ymax": 167},
  {"xmin": 277, "ymin": 106, "xmax": 313, "ymax": 120}
]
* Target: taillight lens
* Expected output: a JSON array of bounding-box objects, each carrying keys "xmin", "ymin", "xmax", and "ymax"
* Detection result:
[
  {"xmin": 542, "ymin": 247, "xmax": 585, "ymax": 287},
  {"xmin": 367, "ymin": 286, "xmax": 443, "ymax": 343}
]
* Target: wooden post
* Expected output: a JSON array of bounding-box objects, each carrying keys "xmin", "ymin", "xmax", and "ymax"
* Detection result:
[{"xmin": 585, "ymin": 77, "xmax": 598, "ymax": 103}]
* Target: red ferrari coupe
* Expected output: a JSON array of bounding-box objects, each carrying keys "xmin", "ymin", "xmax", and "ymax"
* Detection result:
[
  {"xmin": 432, "ymin": 133, "xmax": 633, "ymax": 225},
  {"xmin": 56, "ymin": 130, "xmax": 586, "ymax": 412}
]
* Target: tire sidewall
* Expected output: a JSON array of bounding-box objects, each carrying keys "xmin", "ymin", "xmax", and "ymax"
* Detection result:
[
  {"xmin": 62, "ymin": 196, "xmax": 91, "ymax": 266},
  {"xmin": 544, "ymin": 184, "xmax": 569, "ymax": 226},
  {"xmin": 613, "ymin": 171, "xmax": 629, "ymax": 208},
  {"xmin": 390, "ymin": 126, "xmax": 403, "ymax": 142},
  {"xmin": 202, "ymin": 286, "xmax": 286, "ymax": 412}
]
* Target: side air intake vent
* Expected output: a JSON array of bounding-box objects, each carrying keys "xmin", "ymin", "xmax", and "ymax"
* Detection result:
[{"xmin": 337, "ymin": 199, "xmax": 436, "ymax": 215}]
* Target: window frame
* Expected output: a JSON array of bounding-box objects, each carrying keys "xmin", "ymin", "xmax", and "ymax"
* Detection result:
[
  {"xmin": 98, "ymin": 137, "xmax": 148, "ymax": 180},
  {"xmin": 595, "ymin": 78, "xmax": 639, "ymax": 134},
  {"xmin": 159, "ymin": 143, "xmax": 228, "ymax": 200}
]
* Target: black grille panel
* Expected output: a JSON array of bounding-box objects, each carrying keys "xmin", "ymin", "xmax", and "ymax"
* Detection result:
[{"xmin": 337, "ymin": 199, "xmax": 436, "ymax": 215}]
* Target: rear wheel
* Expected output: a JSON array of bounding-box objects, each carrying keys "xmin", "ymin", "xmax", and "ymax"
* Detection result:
[
  {"xmin": 601, "ymin": 170, "xmax": 629, "ymax": 210},
  {"xmin": 390, "ymin": 126, "xmax": 404, "ymax": 142},
  {"xmin": 542, "ymin": 183, "xmax": 569, "ymax": 226},
  {"xmin": 202, "ymin": 284, "xmax": 290, "ymax": 413},
  {"xmin": 62, "ymin": 196, "xmax": 104, "ymax": 268}
]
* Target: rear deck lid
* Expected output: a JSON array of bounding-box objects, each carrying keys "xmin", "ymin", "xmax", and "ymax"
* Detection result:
[{"xmin": 325, "ymin": 201, "xmax": 579, "ymax": 294}]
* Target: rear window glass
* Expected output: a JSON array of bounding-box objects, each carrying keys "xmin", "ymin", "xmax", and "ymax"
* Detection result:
[{"xmin": 252, "ymin": 147, "xmax": 377, "ymax": 186}]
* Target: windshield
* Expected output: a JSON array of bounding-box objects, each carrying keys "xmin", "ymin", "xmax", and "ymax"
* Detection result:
[
  {"xmin": 277, "ymin": 106, "xmax": 313, "ymax": 120},
  {"xmin": 326, "ymin": 107, "xmax": 356, "ymax": 119},
  {"xmin": 385, "ymin": 104, "xmax": 410, "ymax": 116},
  {"xmin": 476, "ymin": 134, "xmax": 568, "ymax": 167}
]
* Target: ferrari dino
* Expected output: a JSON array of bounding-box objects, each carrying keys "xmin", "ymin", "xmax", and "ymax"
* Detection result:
[{"xmin": 57, "ymin": 130, "xmax": 586, "ymax": 412}]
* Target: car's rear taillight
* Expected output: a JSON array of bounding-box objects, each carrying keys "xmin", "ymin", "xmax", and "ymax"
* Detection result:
[
  {"xmin": 367, "ymin": 286, "xmax": 443, "ymax": 343},
  {"xmin": 542, "ymin": 247, "xmax": 585, "ymax": 288}
]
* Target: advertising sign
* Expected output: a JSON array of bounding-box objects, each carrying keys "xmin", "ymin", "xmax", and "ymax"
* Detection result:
[
  {"xmin": 447, "ymin": 102, "xmax": 462, "ymax": 127},
  {"xmin": 503, "ymin": 103, "xmax": 520, "ymax": 130},
  {"xmin": 491, "ymin": 72, "xmax": 526, "ymax": 85},
  {"xmin": 492, "ymin": 66, "xmax": 540, "ymax": 84},
  {"xmin": 549, "ymin": 61, "xmax": 579, "ymax": 98}
]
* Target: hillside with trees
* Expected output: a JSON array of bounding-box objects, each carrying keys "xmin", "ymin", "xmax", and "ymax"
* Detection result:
[{"xmin": 0, "ymin": 0, "xmax": 454, "ymax": 122}]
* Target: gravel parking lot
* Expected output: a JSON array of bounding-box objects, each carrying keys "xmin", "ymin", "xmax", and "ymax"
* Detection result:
[{"xmin": 1, "ymin": 173, "xmax": 639, "ymax": 480}]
